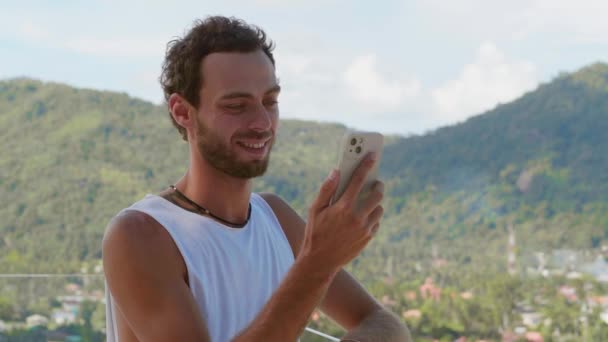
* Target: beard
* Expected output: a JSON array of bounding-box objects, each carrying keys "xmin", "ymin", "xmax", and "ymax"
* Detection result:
[{"xmin": 195, "ymin": 116, "xmax": 273, "ymax": 179}]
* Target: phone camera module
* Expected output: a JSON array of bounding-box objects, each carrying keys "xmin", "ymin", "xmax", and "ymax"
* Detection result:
[
  {"xmin": 350, "ymin": 138, "xmax": 357, "ymax": 146},
  {"xmin": 355, "ymin": 146, "xmax": 362, "ymax": 154}
]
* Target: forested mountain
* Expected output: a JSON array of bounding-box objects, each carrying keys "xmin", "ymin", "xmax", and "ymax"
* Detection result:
[
  {"xmin": 2, "ymin": 63, "xmax": 608, "ymax": 341},
  {"xmin": 383, "ymin": 62, "xmax": 608, "ymax": 208},
  {"xmin": 1, "ymin": 63, "xmax": 607, "ymax": 274}
]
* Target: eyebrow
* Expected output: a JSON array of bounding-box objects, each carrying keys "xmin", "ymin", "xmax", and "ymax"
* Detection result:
[{"xmin": 219, "ymin": 85, "xmax": 281, "ymax": 100}]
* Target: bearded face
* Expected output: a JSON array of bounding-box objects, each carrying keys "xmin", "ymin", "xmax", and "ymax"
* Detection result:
[{"xmin": 194, "ymin": 115, "xmax": 274, "ymax": 179}]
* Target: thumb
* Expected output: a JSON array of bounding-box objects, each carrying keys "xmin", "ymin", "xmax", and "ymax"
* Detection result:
[{"xmin": 311, "ymin": 169, "xmax": 340, "ymax": 211}]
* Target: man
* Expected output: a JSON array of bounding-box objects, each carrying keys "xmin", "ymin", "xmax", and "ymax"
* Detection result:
[{"xmin": 103, "ymin": 16, "xmax": 411, "ymax": 342}]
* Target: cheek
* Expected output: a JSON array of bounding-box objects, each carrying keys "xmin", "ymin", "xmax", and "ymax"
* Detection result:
[
  {"xmin": 214, "ymin": 118, "xmax": 245, "ymax": 143},
  {"xmin": 270, "ymin": 112, "xmax": 280, "ymax": 129}
]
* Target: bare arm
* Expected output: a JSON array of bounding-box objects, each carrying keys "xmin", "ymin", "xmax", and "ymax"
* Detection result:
[
  {"xmin": 102, "ymin": 211, "xmax": 211, "ymax": 341},
  {"xmin": 234, "ymin": 153, "xmax": 387, "ymax": 341},
  {"xmin": 231, "ymin": 256, "xmax": 336, "ymax": 341},
  {"xmin": 260, "ymin": 195, "xmax": 412, "ymax": 342},
  {"xmin": 341, "ymin": 308, "xmax": 412, "ymax": 342},
  {"xmin": 260, "ymin": 157, "xmax": 411, "ymax": 341}
]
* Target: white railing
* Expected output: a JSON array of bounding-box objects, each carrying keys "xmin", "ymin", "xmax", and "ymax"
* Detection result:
[{"xmin": 304, "ymin": 327, "xmax": 340, "ymax": 341}]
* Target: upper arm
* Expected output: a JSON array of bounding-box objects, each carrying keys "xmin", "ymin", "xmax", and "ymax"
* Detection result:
[
  {"xmin": 260, "ymin": 193, "xmax": 383, "ymax": 330},
  {"xmin": 102, "ymin": 211, "xmax": 210, "ymax": 342}
]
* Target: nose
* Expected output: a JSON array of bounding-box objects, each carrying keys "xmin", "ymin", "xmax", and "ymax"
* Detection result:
[{"xmin": 249, "ymin": 102, "xmax": 273, "ymax": 132}]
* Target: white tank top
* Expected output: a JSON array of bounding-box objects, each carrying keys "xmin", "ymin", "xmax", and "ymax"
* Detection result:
[{"xmin": 105, "ymin": 193, "xmax": 295, "ymax": 342}]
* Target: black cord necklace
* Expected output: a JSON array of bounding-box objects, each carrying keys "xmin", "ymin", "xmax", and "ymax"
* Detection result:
[{"xmin": 169, "ymin": 185, "xmax": 251, "ymax": 227}]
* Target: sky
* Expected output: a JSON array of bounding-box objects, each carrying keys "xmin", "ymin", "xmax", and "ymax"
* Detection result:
[{"xmin": 1, "ymin": 0, "xmax": 607, "ymax": 136}]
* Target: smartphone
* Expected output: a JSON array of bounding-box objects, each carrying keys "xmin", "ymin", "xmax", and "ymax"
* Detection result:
[{"xmin": 330, "ymin": 131, "xmax": 384, "ymax": 208}]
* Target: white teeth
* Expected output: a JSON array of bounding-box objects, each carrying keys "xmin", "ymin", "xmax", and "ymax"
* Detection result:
[{"xmin": 242, "ymin": 142, "xmax": 265, "ymax": 149}]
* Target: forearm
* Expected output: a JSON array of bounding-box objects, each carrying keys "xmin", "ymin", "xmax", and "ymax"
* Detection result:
[
  {"xmin": 232, "ymin": 259, "xmax": 336, "ymax": 342},
  {"xmin": 341, "ymin": 308, "xmax": 412, "ymax": 342}
]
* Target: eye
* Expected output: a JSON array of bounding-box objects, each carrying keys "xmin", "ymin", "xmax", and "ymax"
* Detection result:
[
  {"xmin": 224, "ymin": 103, "xmax": 247, "ymax": 112},
  {"xmin": 263, "ymin": 99, "xmax": 279, "ymax": 107}
]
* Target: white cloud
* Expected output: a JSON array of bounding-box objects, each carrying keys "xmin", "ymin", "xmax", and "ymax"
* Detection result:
[
  {"xmin": 273, "ymin": 50, "xmax": 432, "ymax": 135},
  {"xmin": 519, "ymin": 0, "xmax": 608, "ymax": 43},
  {"xmin": 343, "ymin": 54, "xmax": 421, "ymax": 111},
  {"xmin": 432, "ymin": 42, "xmax": 538, "ymax": 122},
  {"xmin": 275, "ymin": 52, "xmax": 333, "ymax": 84},
  {"xmin": 65, "ymin": 37, "xmax": 166, "ymax": 58},
  {"xmin": 416, "ymin": 0, "xmax": 608, "ymax": 44},
  {"xmin": 9, "ymin": 16, "xmax": 166, "ymax": 58}
]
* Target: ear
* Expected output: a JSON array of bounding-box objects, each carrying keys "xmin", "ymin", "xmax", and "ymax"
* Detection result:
[{"xmin": 168, "ymin": 93, "xmax": 196, "ymax": 132}]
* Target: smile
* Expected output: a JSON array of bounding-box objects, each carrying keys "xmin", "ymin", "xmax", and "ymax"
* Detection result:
[{"xmin": 239, "ymin": 142, "xmax": 266, "ymax": 148}]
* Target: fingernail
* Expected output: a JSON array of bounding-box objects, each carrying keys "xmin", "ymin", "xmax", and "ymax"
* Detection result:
[{"xmin": 327, "ymin": 169, "xmax": 337, "ymax": 180}]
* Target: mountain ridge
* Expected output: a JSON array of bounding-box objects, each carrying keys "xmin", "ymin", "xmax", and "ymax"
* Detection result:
[{"xmin": 1, "ymin": 62, "xmax": 607, "ymax": 274}]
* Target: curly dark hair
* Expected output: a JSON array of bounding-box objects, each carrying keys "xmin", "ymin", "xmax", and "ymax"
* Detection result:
[{"xmin": 160, "ymin": 16, "xmax": 276, "ymax": 141}]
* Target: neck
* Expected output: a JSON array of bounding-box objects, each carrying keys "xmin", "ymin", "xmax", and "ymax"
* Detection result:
[{"xmin": 173, "ymin": 149, "xmax": 253, "ymax": 224}]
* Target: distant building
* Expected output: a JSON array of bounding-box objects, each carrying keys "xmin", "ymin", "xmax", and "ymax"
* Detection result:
[
  {"xmin": 402, "ymin": 309, "xmax": 421, "ymax": 320},
  {"xmin": 566, "ymin": 271, "xmax": 583, "ymax": 279},
  {"xmin": 57, "ymin": 295, "xmax": 84, "ymax": 314},
  {"xmin": 26, "ymin": 314, "xmax": 48, "ymax": 328},
  {"xmin": 582, "ymin": 255, "xmax": 608, "ymax": 282},
  {"xmin": 419, "ymin": 278, "xmax": 441, "ymax": 301},
  {"xmin": 404, "ymin": 291, "xmax": 417, "ymax": 301},
  {"xmin": 549, "ymin": 249, "xmax": 581, "ymax": 271},
  {"xmin": 521, "ymin": 312, "xmax": 543, "ymax": 328},
  {"xmin": 587, "ymin": 296, "xmax": 608, "ymax": 309},
  {"xmin": 65, "ymin": 283, "xmax": 81, "ymax": 294},
  {"xmin": 52, "ymin": 310, "xmax": 77, "ymax": 325},
  {"xmin": 460, "ymin": 291, "xmax": 473, "ymax": 300},
  {"xmin": 558, "ymin": 286, "xmax": 578, "ymax": 302},
  {"xmin": 524, "ymin": 331, "xmax": 544, "ymax": 342},
  {"xmin": 514, "ymin": 326, "xmax": 527, "ymax": 335},
  {"xmin": 432, "ymin": 258, "xmax": 448, "ymax": 269}
]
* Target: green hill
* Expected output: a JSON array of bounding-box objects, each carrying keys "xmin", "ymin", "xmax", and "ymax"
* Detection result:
[
  {"xmin": 383, "ymin": 62, "xmax": 608, "ymax": 208},
  {"xmin": 1, "ymin": 63, "xmax": 607, "ymax": 276}
]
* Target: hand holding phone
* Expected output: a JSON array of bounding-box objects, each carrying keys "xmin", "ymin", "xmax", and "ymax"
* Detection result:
[
  {"xmin": 330, "ymin": 131, "xmax": 384, "ymax": 209},
  {"xmin": 298, "ymin": 131, "xmax": 385, "ymax": 275}
]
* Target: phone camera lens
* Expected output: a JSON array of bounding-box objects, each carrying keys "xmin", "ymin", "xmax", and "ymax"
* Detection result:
[
  {"xmin": 350, "ymin": 138, "xmax": 357, "ymax": 146},
  {"xmin": 355, "ymin": 146, "xmax": 362, "ymax": 153}
]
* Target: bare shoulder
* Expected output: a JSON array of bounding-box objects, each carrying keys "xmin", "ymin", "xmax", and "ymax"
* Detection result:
[
  {"xmin": 259, "ymin": 192, "xmax": 292, "ymax": 214},
  {"xmin": 103, "ymin": 210, "xmax": 169, "ymax": 258},
  {"xmin": 102, "ymin": 210, "xmax": 187, "ymax": 284},
  {"xmin": 259, "ymin": 192, "xmax": 305, "ymax": 256},
  {"xmin": 102, "ymin": 210, "xmax": 208, "ymax": 340},
  {"xmin": 103, "ymin": 210, "xmax": 163, "ymax": 244}
]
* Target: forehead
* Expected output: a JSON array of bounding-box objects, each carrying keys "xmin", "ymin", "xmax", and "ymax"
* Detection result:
[{"xmin": 200, "ymin": 50, "xmax": 277, "ymax": 98}]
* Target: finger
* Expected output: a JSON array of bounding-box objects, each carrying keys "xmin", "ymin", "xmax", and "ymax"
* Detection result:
[
  {"xmin": 359, "ymin": 182, "xmax": 384, "ymax": 216},
  {"xmin": 370, "ymin": 223, "xmax": 380, "ymax": 236},
  {"xmin": 338, "ymin": 152, "xmax": 377, "ymax": 205},
  {"xmin": 374, "ymin": 180, "xmax": 385, "ymax": 195},
  {"xmin": 365, "ymin": 205, "xmax": 384, "ymax": 227},
  {"xmin": 310, "ymin": 169, "xmax": 340, "ymax": 212}
]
